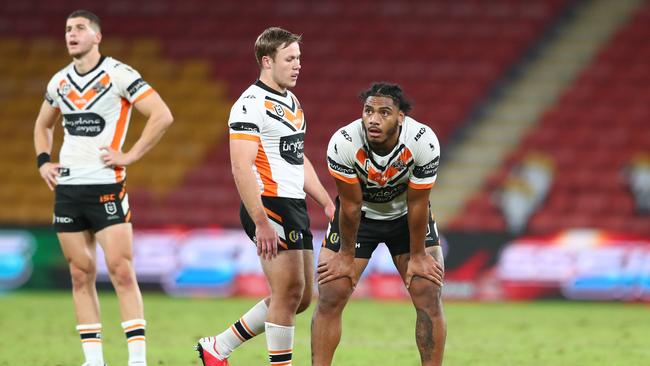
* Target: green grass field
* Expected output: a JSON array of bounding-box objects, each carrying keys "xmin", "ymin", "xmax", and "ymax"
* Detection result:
[{"xmin": 1, "ymin": 291, "xmax": 648, "ymax": 365}]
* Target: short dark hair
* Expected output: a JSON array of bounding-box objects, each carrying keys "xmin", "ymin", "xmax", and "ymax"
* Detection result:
[
  {"xmin": 359, "ymin": 82, "xmax": 412, "ymax": 114},
  {"xmin": 254, "ymin": 27, "xmax": 301, "ymax": 68},
  {"xmin": 67, "ymin": 10, "xmax": 101, "ymax": 32}
]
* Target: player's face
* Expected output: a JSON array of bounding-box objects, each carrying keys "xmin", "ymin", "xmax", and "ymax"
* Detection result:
[
  {"xmin": 269, "ymin": 42, "xmax": 301, "ymax": 90},
  {"xmin": 65, "ymin": 17, "xmax": 101, "ymax": 58},
  {"xmin": 362, "ymin": 96, "xmax": 404, "ymax": 149}
]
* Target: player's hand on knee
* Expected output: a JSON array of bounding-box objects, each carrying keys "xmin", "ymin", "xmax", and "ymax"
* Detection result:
[
  {"xmin": 317, "ymin": 252, "xmax": 356, "ymax": 288},
  {"xmin": 39, "ymin": 162, "xmax": 60, "ymax": 190},
  {"xmin": 255, "ymin": 220, "xmax": 279, "ymax": 260},
  {"xmin": 405, "ymin": 253, "xmax": 444, "ymax": 289}
]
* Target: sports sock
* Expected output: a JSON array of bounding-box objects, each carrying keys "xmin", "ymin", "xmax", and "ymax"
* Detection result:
[
  {"xmin": 121, "ymin": 318, "xmax": 146, "ymax": 365},
  {"xmin": 215, "ymin": 299, "xmax": 268, "ymax": 358},
  {"xmin": 77, "ymin": 323, "xmax": 104, "ymax": 365},
  {"xmin": 265, "ymin": 322, "xmax": 294, "ymax": 366}
]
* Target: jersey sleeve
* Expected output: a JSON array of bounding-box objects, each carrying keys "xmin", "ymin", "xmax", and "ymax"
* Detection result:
[
  {"xmin": 112, "ymin": 63, "xmax": 154, "ymax": 104},
  {"xmin": 326, "ymin": 129, "xmax": 359, "ymax": 184},
  {"xmin": 228, "ymin": 97, "xmax": 264, "ymax": 142},
  {"xmin": 409, "ymin": 127, "xmax": 440, "ymax": 189},
  {"xmin": 44, "ymin": 76, "xmax": 59, "ymax": 109}
]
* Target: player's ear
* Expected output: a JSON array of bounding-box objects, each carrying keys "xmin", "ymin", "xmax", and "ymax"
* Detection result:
[
  {"xmin": 261, "ymin": 55, "xmax": 273, "ymax": 69},
  {"xmin": 95, "ymin": 31, "xmax": 102, "ymax": 45},
  {"xmin": 398, "ymin": 111, "xmax": 405, "ymax": 126}
]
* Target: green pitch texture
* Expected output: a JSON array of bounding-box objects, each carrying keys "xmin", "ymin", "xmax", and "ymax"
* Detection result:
[{"xmin": 1, "ymin": 291, "xmax": 648, "ymax": 365}]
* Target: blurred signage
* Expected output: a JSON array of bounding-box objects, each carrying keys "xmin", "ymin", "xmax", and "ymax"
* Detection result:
[
  {"xmin": 0, "ymin": 231, "xmax": 35, "ymax": 291},
  {"xmin": 94, "ymin": 229, "xmax": 448, "ymax": 299},
  {"xmin": 497, "ymin": 229, "xmax": 650, "ymax": 301}
]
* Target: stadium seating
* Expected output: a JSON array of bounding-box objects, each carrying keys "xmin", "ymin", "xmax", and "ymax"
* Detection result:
[
  {"xmin": 450, "ymin": 2, "xmax": 650, "ymax": 236},
  {"xmin": 0, "ymin": 0, "xmax": 570, "ymax": 229},
  {"xmin": 0, "ymin": 37, "xmax": 230, "ymax": 224}
]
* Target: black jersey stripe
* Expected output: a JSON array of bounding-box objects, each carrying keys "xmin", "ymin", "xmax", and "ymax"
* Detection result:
[
  {"xmin": 365, "ymin": 143, "xmax": 406, "ymax": 171},
  {"xmin": 354, "ymin": 163, "xmax": 368, "ymax": 178},
  {"xmin": 85, "ymin": 83, "xmax": 113, "ymax": 110},
  {"xmin": 57, "ymin": 90, "xmax": 76, "ymax": 110},
  {"xmin": 66, "ymin": 70, "xmax": 106, "ymax": 92},
  {"xmin": 265, "ymin": 95, "xmax": 296, "ymax": 112},
  {"xmin": 386, "ymin": 160, "xmax": 414, "ymax": 185},
  {"xmin": 266, "ymin": 111, "xmax": 297, "ymax": 132}
]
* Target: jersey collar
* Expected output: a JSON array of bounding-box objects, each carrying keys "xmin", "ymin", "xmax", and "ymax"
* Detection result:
[
  {"xmin": 73, "ymin": 55, "xmax": 106, "ymax": 77},
  {"xmin": 255, "ymin": 79, "xmax": 288, "ymax": 97}
]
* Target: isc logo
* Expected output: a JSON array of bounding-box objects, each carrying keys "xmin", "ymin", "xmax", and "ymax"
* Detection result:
[{"xmin": 99, "ymin": 194, "xmax": 115, "ymax": 203}]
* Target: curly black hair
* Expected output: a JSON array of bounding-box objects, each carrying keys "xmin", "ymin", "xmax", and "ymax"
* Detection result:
[{"xmin": 359, "ymin": 82, "xmax": 412, "ymax": 114}]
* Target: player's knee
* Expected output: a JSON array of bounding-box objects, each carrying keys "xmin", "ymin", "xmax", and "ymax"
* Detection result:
[
  {"xmin": 296, "ymin": 292, "xmax": 312, "ymax": 314},
  {"xmin": 69, "ymin": 262, "xmax": 96, "ymax": 289},
  {"xmin": 410, "ymin": 281, "xmax": 443, "ymax": 314},
  {"xmin": 106, "ymin": 257, "xmax": 136, "ymax": 289},
  {"xmin": 317, "ymin": 283, "xmax": 350, "ymax": 313},
  {"xmin": 273, "ymin": 277, "xmax": 305, "ymax": 311}
]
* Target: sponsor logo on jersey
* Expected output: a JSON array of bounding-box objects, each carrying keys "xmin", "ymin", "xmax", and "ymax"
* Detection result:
[
  {"xmin": 280, "ymin": 133, "xmax": 304, "ymax": 165},
  {"xmin": 328, "ymin": 158, "xmax": 355, "ymax": 175},
  {"xmin": 126, "ymin": 78, "xmax": 148, "ymax": 97},
  {"xmin": 44, "ymin": 92, "xmax": 55, "ymax": 105},
  {"xmin": 229, "ymin": 122, "xmax": 260, "ymax": 132},
  {"xmin": 414, "ymin": 127, "xmax": 426, "ymax": 141},
  {"xmin": 362, "ymin": 183, "xmax": 408, "ymax": 203},
  {"xmin": 63, "ymin": 113, "xmax": 106, "ymax": 136},
  {"xmin": 53, "ymin": 216, "xmax": 74, "ymax": 224},
  {"xmin": 340, "ymin": 129, "xmax": 352, "ymax": 142},
  {"xmin": 329, "ymin": 233, "xmax": 339, "ymax": 244},
  {"xmin": 413, "ymin": 157, "xmax": 440, "ymax": 179},
  {"xmin": 58, "ymin": 167, "xmax": 70, "ymax": 177},
  {"xmin": 289, "ymin": 230, "xmax": 301, "ymax": 243}
]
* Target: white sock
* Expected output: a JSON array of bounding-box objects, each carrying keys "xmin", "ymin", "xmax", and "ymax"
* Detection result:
[
  {"xmin": 76, "ymin": 323, "xmax": 104, "ymax": 365},
  {"xmin": 265, "ymin": 322, "xmax": 294, "ymax": 366},
  {"xmin": 121, "ymin": 318, "xmax": 146, "ymax": 365},
  {"xmin": 215, "ymin": 299, "xmax": 268, "ymax": 358}
]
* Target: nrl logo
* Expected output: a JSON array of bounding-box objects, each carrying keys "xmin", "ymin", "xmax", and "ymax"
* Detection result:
[
  {"xmin": 104, "ymin": 202, "xmax": 117, "ymax": 215},
  {"xmin": 273, "ymin": 104, "xmax": 285, "ymax": 117}
]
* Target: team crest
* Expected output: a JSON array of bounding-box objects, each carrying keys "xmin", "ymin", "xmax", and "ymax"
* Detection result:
[
  {"xmin": 392, "ymin": 160, "xmax": 407, "ymax": 171},
  {"xmin": 104, "ymin": 202, "xmax": 117, "ymax": 215},
  {"xmin": 273, "ymin": 104, "xmax": 285, "ymax": 117},
  {"xmin": 92, "ymin": 82, "xmax": 106, "ymax": 93}
]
